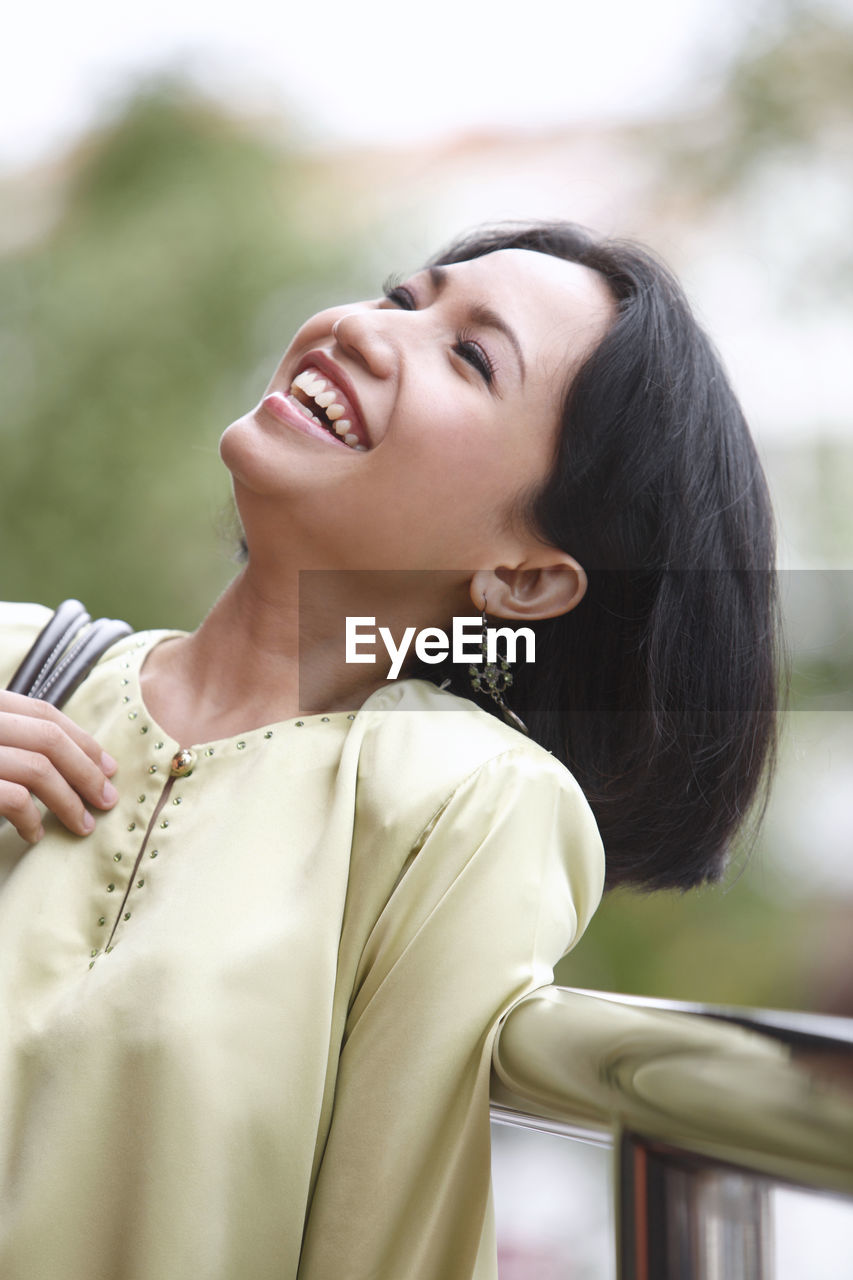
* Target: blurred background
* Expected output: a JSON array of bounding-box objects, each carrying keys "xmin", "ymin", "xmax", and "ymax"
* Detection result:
[{"xmin": 2, "ymin": 0, "xmax": 852, "ymax": 1272}]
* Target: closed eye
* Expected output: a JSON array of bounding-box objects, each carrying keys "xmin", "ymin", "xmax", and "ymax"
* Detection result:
[
  {"xmin": 454, "ymin": 334, "xmax": 495, "ymax": 386},
  {"xmin": 382, "ymin": 277, "xmax": 416, "ymax": 310}
]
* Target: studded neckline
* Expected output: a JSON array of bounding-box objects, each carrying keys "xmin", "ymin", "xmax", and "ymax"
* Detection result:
[{"xmin": 124, "ymin": 631, "xmax": 360, "ymax": 753}]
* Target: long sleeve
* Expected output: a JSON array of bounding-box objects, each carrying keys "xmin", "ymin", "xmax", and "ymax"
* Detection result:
[{"xmin": 298, "ymin": 747, "xmax": 604, "ymax": 1280}]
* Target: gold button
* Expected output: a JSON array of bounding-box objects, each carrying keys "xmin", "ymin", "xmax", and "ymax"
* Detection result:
[{"xmin": 169, "ymin": 748, "xmax": 196, "ymax": 778}]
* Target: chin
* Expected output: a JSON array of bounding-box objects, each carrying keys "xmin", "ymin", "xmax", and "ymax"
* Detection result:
[{"xmin": 219, "ymin": 412, "xmax": 268, "ymax": 485}]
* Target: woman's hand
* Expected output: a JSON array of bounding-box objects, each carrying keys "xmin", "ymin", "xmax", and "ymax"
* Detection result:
[{"xmin": 0, "ymin": 691, "xmax": 119, "ymax": 843}]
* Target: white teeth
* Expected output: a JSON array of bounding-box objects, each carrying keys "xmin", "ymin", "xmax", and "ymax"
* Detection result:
[
  {"xmin": 289, "ymin": 368, "xmax": 366, "ymax": 447},
  {"xmin": 292, "ymin": 371, "xmax": 320, "ymax": 395},
  {"xmin": 287, "ymin": 394, "xmax": 320, "ymax": 422},
  {"xmin": 282, "ymin": 391, "xmax": 367, "ymax": 449}
]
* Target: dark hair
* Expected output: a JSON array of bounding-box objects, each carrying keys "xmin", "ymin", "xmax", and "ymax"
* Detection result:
[{"xmin": 425, "ymin": 221, "xmax": 781, "ymax": 892}]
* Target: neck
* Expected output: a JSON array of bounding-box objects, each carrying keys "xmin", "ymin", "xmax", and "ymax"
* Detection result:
[{"xmin": 141, "ymin": 563, "xmax": 470, "ymax": 744}]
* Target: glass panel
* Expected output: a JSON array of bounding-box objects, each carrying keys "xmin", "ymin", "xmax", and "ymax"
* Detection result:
[
  {"xmin": 773, "ymin": 1185, "xmax": 853, "ymax": 1280},
  {"xmin": 491, "ymin": 1121, "xmax": 614, "ymax": 1279}
]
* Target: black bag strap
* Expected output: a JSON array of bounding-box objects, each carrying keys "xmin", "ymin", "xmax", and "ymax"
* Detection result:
[
  {"xmin": 7, "ymin": 599, "xmax": 91, "ymax": 696},
  {"xmin": 6, "ymin": 600, "xmax": 134, "ymax": 710}
]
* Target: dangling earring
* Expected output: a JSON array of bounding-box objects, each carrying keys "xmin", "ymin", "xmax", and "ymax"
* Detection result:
[{"xmin": 468, "ymin": 599, "xmax": 529, "ymax": 736}]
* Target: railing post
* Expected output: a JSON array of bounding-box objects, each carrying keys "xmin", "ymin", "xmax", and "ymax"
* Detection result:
[{"xmin": 619, "ymin": 1134, "xmax": 775, "ymax": 1280}]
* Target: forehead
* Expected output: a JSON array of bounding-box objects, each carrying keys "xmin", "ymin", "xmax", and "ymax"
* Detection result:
[{"xmin": 442, "ymin": 247, "xmax": 615, "ymax": 378}]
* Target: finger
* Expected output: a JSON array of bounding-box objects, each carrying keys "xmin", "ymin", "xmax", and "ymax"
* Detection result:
[
  {"xmin": 0, "ymin": 780, "xmax": 46, "ymax": 844},
  {"xmin": 0, "ymin": 709, "xmax": 119, "ymax": 809},
  {"xmin": 0, "ymin": 691, "xmax": 118, "ymax": 776},
  {"xmin": 0, "ymin": 745, "xmax": 99, "ymax": 837},
  {"xmin": 0, "ymin": 698, "xmax": 119, "ymax": 806},
  {"xmin": 0, "ymin": 714, "xmax": 119, "ymax": 811}
]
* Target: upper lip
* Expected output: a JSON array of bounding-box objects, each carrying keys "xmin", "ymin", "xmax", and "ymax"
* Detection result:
[{"xmin": 288, "ymin": 349, "xmax": 372, "ymax": 449}]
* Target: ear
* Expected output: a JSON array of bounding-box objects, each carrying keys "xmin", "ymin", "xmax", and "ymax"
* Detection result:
[{"xmin": 470, "ymin": 558, "xmax": 587, "ymax": 621}]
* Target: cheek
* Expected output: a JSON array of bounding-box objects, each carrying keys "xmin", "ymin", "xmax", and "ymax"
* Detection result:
[
  {"xmin": 383, "ymin": 437, "xmax": 525, "ymax": 546},
  {"xmin": 402, "ymin": 395, "xmax": 549, "ymax": 501}
]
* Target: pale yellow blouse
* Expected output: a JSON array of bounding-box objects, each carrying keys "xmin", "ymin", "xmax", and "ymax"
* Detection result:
[{"xmin": 0, "ymin": 602, "xmax": 605, "ymax": 1280}]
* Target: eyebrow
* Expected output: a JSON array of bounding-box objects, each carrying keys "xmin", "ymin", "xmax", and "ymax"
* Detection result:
[{"xmin": 428, "ymin": 265, "xmax": 527, "ymax": 384}]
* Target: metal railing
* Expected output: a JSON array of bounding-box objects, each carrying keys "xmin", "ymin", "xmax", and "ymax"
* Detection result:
[{"xmin": 490, "ymin": 987, "xmax": 853, "ymax": 1279}]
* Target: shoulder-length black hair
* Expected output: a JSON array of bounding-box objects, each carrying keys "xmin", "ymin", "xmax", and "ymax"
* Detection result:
[{"xmin": 426, "ymin": 221, "xmax": 781, "ymax": 892}]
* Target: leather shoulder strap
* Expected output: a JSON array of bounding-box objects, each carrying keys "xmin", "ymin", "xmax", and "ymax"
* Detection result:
[{"xmin": 6, "ymin": 600, "xmax": 133, "ymax": 709}]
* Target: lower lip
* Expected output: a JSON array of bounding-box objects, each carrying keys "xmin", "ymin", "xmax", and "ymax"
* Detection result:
[{"xmin": 258, "ymin": 392, "xmax": 350, "ymax": 449}]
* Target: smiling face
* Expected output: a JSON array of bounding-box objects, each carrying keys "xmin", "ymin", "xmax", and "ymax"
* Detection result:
[{"xmin": 220, "ymin": 248, "xmax": 615, "ymax": 579}]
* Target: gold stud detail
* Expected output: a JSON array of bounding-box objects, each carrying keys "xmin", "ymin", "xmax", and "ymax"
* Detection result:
[
  {"xmin": 140, "ymin": 725, "xmax": 148, "ymax": 734},
  {"xmin": 106, "ymin": 884, "xmax": 115, "ymax": 892},
  {"xmin": 148, "ymin": 765, "xmax": 158, "ymax": 775},
  {"xmin": 127, "ymin": 822, "xmax": 136, "ymax": 831},
  {"xmin": 159, "ymin": 819, "xmax": 169, "ymax": 829},
  {"xmin": 204, "ymin": 747, "xmax": 215, "ymax": 757},
  {"xmin": 155, "ymin": 741, "xmax": 164, "ymax": 750},
  {"xmin": 347, "ymin": 713, "xmax": 355, "ymax": 720},
  {"xmin": 98, "ymin": 917, "xmax": 106, "ymax": 926},
  {"xmin": 321, "ymin": 716, "xmax": 330, "ymax": 723},
  {"xmin": 123, "ymin": 912, "xmax": 131, "ymax": 921},
  {"xmin": 149, "ymin": 850, "xmax": 159, "ymax": 859},
  {"xmin": 264, "ymin": 731, "xmax": 273, "ymax": 739},
  {"xmin": 236, "ymin": 741, "xmax": 246, "ymax": 750},
  {"xmin": 137, "ymin": 794, "xmax": 145, "ymax": 803},
  {"xmin": 295, "ymin": 721, "xmax": 304, "ymax": 727},
  {"xmin": 128, "ymin": 711, "xmax": 138, "ymax": 721},
  {"xmin": 113, "ymin": 853, "xmax": 122, "ymax": 862},
  {"xmin": 90, "ymin": 949, "xmax": 98, "ymax": 958},
  {"xmin": 170, "ymin": 748, "xmax": 195, "ymax": 778},
  {"xmin": 136, "ymin": 878, "xmax": 144, "ymax": 888},
  {"xmin": 172, "ymin": 796, "xmax": 182, "ymax": 805}
]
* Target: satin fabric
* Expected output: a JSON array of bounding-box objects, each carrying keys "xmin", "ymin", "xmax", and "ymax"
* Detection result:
[{"xmin": 0, "ymin": 602, "xmax": 604, "ymax": 1280}]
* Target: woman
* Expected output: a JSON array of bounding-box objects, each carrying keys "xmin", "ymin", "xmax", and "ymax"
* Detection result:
[{"xmin": 0, "ymin": 222, "xmax": 779, "ymax": 1279}]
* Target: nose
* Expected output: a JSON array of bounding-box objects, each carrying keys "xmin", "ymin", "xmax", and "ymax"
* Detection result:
[{"xmin": 332, "ymin": 309, "xmax": 397, "ymax": 380}]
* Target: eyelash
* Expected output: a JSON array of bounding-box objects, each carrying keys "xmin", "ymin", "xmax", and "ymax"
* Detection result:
[{"xmin": 381, "ymin": 278, "xmax": 496, "ymax": 387}]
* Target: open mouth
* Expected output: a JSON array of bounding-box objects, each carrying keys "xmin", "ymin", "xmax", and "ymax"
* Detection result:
[{"xmin": 288, "ymin": 368, "xmax": 368, "ymax": 451}]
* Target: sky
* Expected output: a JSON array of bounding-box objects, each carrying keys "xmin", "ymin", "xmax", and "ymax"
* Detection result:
[{"xmin": 3, "ymin": 0, "xmax": 747, "ymax": 171}]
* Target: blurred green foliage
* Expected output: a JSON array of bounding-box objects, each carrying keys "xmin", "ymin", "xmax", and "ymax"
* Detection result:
[
  {"xmin": 0, "ymin": 76, "xmax": 366, "ymax": 628},
  {"xmin": 671, "ymin": 1, "xmax": 853, "ymax": 184},
  {"xmin": 557, "ymin": 877, "xmax": 813, "ymax": 1010},
  {"xmin": 654, "ymin": 0, "xmax": 853, "ymax": 305}
]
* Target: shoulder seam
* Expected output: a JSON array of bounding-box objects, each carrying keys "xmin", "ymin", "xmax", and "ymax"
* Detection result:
[{"xmin": 408, "ymin": 744, "xmax": 569, "ymax": 858}]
